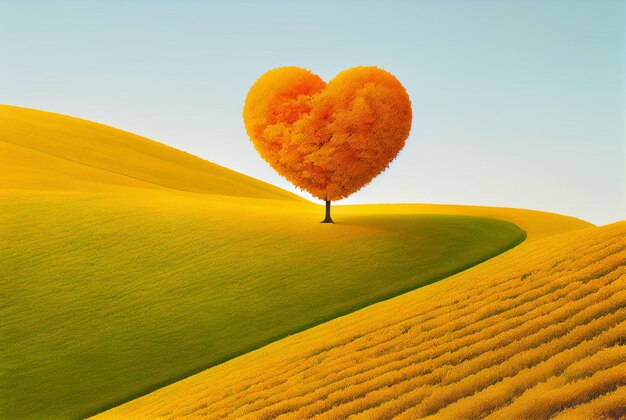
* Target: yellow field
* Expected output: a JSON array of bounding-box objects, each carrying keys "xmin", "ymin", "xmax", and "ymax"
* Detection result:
[
  {"xmin": 1, "ymin": 104, "xmax": 603, "ymax": 418},
  {"xmin": 97, "ymin": 221, "xmax": 625, "ymax": 419}
]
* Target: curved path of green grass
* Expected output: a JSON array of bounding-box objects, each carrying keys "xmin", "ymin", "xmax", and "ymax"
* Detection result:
[{"xmin": 1, "ymin": 190, "xmax": 525, "ymax": 419}]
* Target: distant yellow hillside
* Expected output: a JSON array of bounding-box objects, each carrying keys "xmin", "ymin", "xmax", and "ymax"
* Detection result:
[
  {"xmin": 98, "ymin": 221, "xmax": 625, "ymax": 419},
  {"xmin": 0, "ymin": 105, "xmax": 301, "ymax": 200}
]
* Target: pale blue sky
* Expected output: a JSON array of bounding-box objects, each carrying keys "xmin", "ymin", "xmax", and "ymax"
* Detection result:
[{"xmin": 1, "ymin": 0, "xmax": 624, "ymax": 224}]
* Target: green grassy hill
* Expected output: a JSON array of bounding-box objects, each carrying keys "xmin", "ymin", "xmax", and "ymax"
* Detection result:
[{"xmin": 0, "ymin": 105, "xmax": 591, "ymax": 418}]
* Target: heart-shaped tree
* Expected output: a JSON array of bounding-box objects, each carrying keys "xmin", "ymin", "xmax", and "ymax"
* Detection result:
[{"xmin": 243, "ymin": 66, "xmax": 412, "ymax": 223}]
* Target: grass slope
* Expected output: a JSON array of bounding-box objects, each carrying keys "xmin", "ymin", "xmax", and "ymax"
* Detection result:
[
  {"xmin": 0, "ymin": 105, "xmax": 592, "ymax": 418},
  {"xmin": 98, "ymin": 222, "xmax": 626, "ymax": 420}
]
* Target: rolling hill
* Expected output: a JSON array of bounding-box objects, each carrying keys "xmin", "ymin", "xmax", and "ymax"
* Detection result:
[
  {"xmin": 0, "ymin": 105, "xmax": 300, "ymax": 199},
  {"xmin": 0, "ymin": 105, "xmax": 594, "ymax": 418},
  {"xmin": 97, "ymin": 221, "xmax": 625, "ymax": 419}
]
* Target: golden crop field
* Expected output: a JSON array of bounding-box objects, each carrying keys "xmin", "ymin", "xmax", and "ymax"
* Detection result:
[{"xmin": 98, "ymin": 221, "xmax": 626, "ymax": 419}]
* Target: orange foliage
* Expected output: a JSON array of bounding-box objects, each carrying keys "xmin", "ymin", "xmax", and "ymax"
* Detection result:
[{"xmin": 243, "ymin": 66, "xmax": 412, "ymax": 201}]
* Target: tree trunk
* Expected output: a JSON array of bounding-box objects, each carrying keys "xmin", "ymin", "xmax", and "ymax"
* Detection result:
[{"xmin": 321, "ymin": 200, "xmax": 334, "ymax": 223}]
